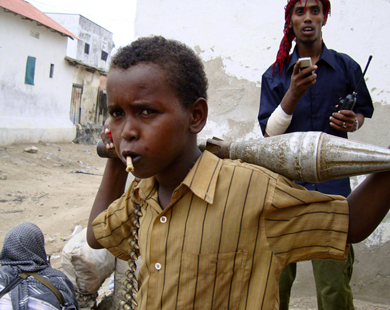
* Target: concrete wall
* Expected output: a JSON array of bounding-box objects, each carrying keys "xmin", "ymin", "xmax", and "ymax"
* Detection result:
[
  {"xmin": 45, "ymin": 14, "xmax": 80, "ymax": 59},
  {"xmin": 131, "ymin": 0, "xmax": 390, "ymax": 303},
  {"xmin": 0, "ymin": 9, "xmax": 76, "ymax": 146},
  {"xmin": 47, "ymin": 13, "xmax": 114, "ymax": 73},
  {"xmin": 78, "ymin": 15, "xmax": 114, "ymax": 71},
  {"xmin": 71, "ymin": 68, "xmax": 102, "ymax": 125}
]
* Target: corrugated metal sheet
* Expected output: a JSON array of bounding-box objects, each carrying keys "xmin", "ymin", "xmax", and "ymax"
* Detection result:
[{"xmin": 0, "ymin": 0, "xmax": 77, "ymax": 39}]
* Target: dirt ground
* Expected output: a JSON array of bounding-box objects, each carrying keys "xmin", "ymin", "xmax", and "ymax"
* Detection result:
[
  {"xmin": 0, "ymin": 141, "xmax": 106, "ymax": 270},
  {"xmin": 0, "ymin": 141, "xmax": 389, "ymax": 310}
]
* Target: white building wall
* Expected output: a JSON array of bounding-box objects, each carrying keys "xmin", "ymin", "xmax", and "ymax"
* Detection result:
[
  {"xmin": 133, "ymin": 0, "xmax": 390, "ymax": 303},
  {"xmin": 0, "ymin": 10, "xmax": 76, "ymax": 146},
  {"xmin": 44, "ymin": 13, "xmax": 80, "ymax": 59},
  {"xmin": 134, "ymin": 0, "xmax": 389, "ymax": 144}
]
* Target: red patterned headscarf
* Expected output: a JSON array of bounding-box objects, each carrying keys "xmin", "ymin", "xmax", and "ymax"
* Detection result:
[{"xmin": 272, "ymin": 0, "xmax": 331, "ymax": 76}]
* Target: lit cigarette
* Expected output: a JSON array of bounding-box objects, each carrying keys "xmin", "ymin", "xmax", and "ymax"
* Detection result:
[{"xmin": 126, "ymin": 156, "xmax": 134, "ymax": 172}]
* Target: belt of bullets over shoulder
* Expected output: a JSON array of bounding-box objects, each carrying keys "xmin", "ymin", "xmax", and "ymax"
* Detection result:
[{"xmin": 119, "ymin": 199, "xmax": 143, "ymax": 310}]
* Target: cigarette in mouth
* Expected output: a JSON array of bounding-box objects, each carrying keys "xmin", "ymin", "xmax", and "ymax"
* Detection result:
[{"xmin": 126, "ymin": 156, "xmax": 134, "ymax": 172}]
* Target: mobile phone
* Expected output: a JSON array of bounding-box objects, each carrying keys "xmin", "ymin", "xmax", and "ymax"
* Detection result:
[{"xmin": 299, "ymin": 57, "xmax": 312, "ymax": 77}]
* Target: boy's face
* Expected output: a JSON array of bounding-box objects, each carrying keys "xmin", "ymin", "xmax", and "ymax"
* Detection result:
[
  {"xmin": 290, "ymin": 0, "xmax": 325, "ymax": 45},
  {"xmin": 106, "ymin": 63, "xmax": 194, "ymax": 179}
]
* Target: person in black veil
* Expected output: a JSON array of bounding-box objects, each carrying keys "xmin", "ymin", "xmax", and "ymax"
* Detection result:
[{"xmin": 0, "ymin": 222, "xmax": 78, "ymax": 309}]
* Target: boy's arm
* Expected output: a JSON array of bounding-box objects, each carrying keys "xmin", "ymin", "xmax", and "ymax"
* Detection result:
[
  {"xmin": 347, "ymin": 147, "xmax": 390, "ymax": 243},
  {"xmin": 87, "ymin": 157, "xmax": 128, "ymax": 249}
]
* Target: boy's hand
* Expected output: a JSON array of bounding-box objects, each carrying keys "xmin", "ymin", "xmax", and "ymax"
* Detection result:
[{"xmin": 102, "ymin": 118, "xmax": 114, "ymax": 149}]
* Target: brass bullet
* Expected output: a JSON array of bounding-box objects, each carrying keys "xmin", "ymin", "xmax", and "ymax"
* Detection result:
[
  {"xmin": 125, "ymin": 270, "xmax": 138, "ymax": 285},
  {"xmin": 127, "ymin": 260, "xmax": 137, "ymax": 272},
  {"xmin": 130, "ymin": 227, "xmax": 138, "ymax": 240},
  {"xmin": 123, "ymin": 279, "xmax": 133, "ymax": 291},
  {"xmin": 118, "ymin": 300, "xmax": 132, "ymax": 310},
  {"xmin": 121, "ymin": 290, "xmax": 131, "ymax": 300},
  {"xmin": 128, "ymin": 239, "xmax": 140, "ymax": 250},
  {"xmin": 134, "ymin": 209, "xmax": 143, "ymax": 217},
  {"xmin": 131, "ymin": 216, "xmax": 140, "ymax": 228},
  {"xmin": 128, "ymin": 250, "xmax": 138, "ymax": 260}
]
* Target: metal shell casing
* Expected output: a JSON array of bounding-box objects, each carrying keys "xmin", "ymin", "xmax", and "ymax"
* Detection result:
[{"xmin": 228, "ymin": 131, "xmax": 390, "ymax": 182}]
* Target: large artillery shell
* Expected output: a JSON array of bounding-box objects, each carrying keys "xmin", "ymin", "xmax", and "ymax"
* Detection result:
[
  {"xmin": 96, "ymin": 132, "xmax": 390, "ymax": 183},
  {"xmin": 226, "ymin": 131, "xmax": 390, "ymax": 182}
]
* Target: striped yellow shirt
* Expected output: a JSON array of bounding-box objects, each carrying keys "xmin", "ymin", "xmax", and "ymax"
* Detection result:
[{"xmin": 93, "ymin": 151, "xmax": 349, "ymax": 309}]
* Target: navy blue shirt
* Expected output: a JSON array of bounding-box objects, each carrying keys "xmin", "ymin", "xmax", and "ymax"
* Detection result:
[{"xmin": 258, "ymin": 44, "xmax": 374, "ymax": 197}]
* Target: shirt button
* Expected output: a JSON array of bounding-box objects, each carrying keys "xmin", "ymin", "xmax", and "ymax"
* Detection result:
[
  {"xmin": 160, "ymin": 216, "xmax": 167, "ymax": 223},
  {"xmin": 155, "ymin": 263, "xmax": 162, "ymax": 270}
]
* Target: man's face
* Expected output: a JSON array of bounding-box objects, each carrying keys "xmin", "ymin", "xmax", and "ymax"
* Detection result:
[
  {"xmin": 106, "ymin": 63, "xmax": 193, "ymax": 180},
  {"xmin": 290, "ymin": 0, "xmax": 326, "ymax": 45}
]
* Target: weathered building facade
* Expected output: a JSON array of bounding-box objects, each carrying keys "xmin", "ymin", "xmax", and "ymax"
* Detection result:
[
  {"xmin": 47, "ymin": 13, "xmax": 114, "ymax": 127},
  {"xmin": 0, "ymin": 0, "xmax": 77, "ymax": 146}
]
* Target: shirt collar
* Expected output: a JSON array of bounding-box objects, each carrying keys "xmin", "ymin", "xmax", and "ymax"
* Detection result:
[
  {"xmin": 181, "ymin": 150, "xmax": 223, "ymax": 204},
  {"xmin": 287, "ymin": 43, "xmax": 336, "ymax": 72},
  {"xmin": 134, "ymin": 150, "xmax": 223, "ymax": 209}
]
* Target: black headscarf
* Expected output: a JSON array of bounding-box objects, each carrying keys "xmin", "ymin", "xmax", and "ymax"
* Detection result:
[
  {"xmin": 0, "ymin": 223, "xmax": 79, "ymax": 309},
  {"xmin": 272, "ymin": 0, "xmax": 331, "ymax": 75},
  {"xmin": 0, "ymin": 222, "xmax": 48, "ymax": 272}
]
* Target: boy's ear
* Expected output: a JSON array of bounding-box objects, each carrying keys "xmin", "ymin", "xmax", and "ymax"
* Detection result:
[{"xmin": 188, "ymin": 98, "xmax": 208, "ymax": 134}]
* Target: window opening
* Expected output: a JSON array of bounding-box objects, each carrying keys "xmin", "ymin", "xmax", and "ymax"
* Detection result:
[
  {"xmin": 101, "ymin": 51, "xmax": 108, "ymax": 61},
  {"xmin": 49, "ymin": 64, "xmax": 54, "ymax": 78},
  {"xmin": 25, "ymin": 56, "xmax": 36, "ymax": 85},
  {"xmin": 84, "ymin": 43, "xmax": 90, "ymax": 55}
]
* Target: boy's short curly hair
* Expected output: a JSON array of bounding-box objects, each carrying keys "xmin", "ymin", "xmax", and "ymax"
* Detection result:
[{"xmin": 110, "ymin": 35, "xmax": 208, "ymax": 108}]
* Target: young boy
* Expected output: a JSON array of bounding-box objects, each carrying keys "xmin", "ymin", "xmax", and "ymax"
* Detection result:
[{"xmin": 87, "ymin": 35, "xmax": 390, "ymax": 310}]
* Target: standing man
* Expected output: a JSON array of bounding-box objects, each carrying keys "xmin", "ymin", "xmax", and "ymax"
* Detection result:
[{"xmin": 258, "ymin": 0, "xmax": 374, "ymax": 309}]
